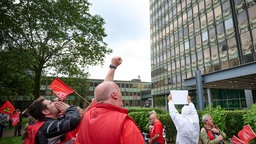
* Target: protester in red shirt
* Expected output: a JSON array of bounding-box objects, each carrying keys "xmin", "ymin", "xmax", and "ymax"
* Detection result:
[
  {"xmin": 148, "ymin": 110, "xmax": 164, "ymax": 144},
  {"xmin": 75, "ymin": 56, "xmax": 144, "ymax": 144}
]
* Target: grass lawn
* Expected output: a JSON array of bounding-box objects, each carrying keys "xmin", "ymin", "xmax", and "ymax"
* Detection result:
[
  {"xmin": 0, "ymin": 117, "xmax": 28, "ymax": 144},
  {"xmin": 0, "ymin": 136, "xmax": 23, "ymax": 144}
]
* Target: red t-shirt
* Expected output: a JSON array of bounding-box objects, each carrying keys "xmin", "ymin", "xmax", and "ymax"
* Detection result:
[{"xmin": 150, "ymin": 120, "xmax": 164, "ymax": 144}]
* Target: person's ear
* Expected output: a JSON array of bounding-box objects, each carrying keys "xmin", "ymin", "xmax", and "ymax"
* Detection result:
[
  {"xmin": 111, "ymin": 92, "xmax": 118, "ymax": 99},
  {"xmin": 42, "ymin": 109, "xmax": 49, "ymax": 115}
]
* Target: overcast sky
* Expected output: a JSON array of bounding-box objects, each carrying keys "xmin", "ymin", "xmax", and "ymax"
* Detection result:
[{"xmin": 87, "ymin": 0, "xmax": 151, "ymax": 82}]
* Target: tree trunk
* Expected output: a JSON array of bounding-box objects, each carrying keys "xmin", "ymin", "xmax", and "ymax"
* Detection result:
[{"xmin": 33, "ymin": 66, "xmax": 42, "ymax": 99}]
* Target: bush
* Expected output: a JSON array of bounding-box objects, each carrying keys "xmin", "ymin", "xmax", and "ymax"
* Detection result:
[
  {"xmin": 243, "ymin": 104, "xmax": 256, "ymax": 132},
  {"xmin": 128, "ymin": 106, "xmax": 247, "ymax": 143}
]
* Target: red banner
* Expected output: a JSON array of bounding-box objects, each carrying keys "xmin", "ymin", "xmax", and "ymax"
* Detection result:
[
  {"xmin": 0, "ymin": 100, "xmax": 15, "ymax": 115},
  {"xmin": 238, "ymin": 124, "xmax": 256, "ymax": 143},
  {"xmin": 50, "ymin": 78, "xmax": 74, "ymax": 101},
  {"xmin": 10, "ymin": 111, "xmax": 20, "ymax": 126},
  {"xmin": 231, "ymin": 135, "xmax": 245, "ymax": 144}
]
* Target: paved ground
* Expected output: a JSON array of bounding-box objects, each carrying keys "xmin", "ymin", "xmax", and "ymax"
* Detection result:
[{"xmin": 2, "ymin": 129, "xmax": 24, "ymax": 138}]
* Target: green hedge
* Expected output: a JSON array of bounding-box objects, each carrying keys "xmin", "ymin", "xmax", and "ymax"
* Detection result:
[{"xmin": 128, "ymin": 107, "xmax": 250, "ymax": 143}]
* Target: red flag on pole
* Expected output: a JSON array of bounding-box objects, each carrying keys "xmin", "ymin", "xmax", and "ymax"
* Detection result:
[
  {"xmin": 231, "ymin": 135, "xmax": 245, "ymax": 144},
  {"xmin": 238, "ymin": 124, "xmax": 256, "ymax": 144},
  {"xmin": 10, "ymin": 111, "xmax": 20, "ymax": 126},
  {"xmin": 0, "ymin": 100, "xmax": 16, "ymax": 115},
  {"xmin": 50, "ymin": 78, "xmax": 74, "ymax": 101}
]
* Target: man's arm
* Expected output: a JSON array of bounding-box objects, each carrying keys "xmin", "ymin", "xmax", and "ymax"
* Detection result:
[
  {"xmin": 167, "ymin": 95, "xmax": 183, "ymax": 127},
  {"xmin": 104, "ymin": 56, "xmax": 122, "ymax": 81},
  {"xmin": 37, "ymin": 106, "xmax": 81, "ymax": 143},
  {"xmin": 148, "ymin": 134, "xmax": 160, "ymax": 144}
]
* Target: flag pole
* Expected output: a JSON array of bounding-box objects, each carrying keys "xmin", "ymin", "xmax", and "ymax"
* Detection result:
[{"xmin": 74, "ymin": 91, "xmax": 90, "ymax": 105}]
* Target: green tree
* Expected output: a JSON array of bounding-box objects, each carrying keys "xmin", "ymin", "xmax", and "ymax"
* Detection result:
[
  {"xmin": 0, "ymin": 48, "xmax": 34, "ymax": 96},
  {"xmin": 1, "ymin": 0, "xmax": 111, "ymax": 99}
]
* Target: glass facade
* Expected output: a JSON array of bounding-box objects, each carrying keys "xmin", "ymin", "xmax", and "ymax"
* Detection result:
[{"xmin": 150, "ymin": 0, "xmax": 256, "ymax": 109}]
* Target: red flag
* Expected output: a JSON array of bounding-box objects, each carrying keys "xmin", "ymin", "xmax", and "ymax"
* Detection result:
[
  {"xmin": 231, "ymin": 135, "xmax": 245, "ymax": 144},
  {"xmin": 0, "ymin": 100, "xmax": 16, "ymax": 115},
  {"xmin": 238, "ymin": 124, "xmax": 256, "ymax": 143},
  {"xmin": 10, "ymin": 111, "xmax": 20, "ymax": 126},
  {"xmin": 50, "ymin": 78, "xmax": 74, "ymax": 101}
]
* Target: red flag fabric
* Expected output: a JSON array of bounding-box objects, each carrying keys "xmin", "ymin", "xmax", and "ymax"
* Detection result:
[
  {"xmin": 10, "ymin": 111, "xmax": 20, "ymax": 126},
  {"xmin": 50, "ymin": 78, "xmax": 74, "ymax": 101},
  {"xmin": 231, "ymin": 135, "xmax": 245, "ymax": 144},
  {"xmin": 238, "ymin": 124, "xmax": 256, "ymax": 143},
  {"xmin": 0, "ymin": 100, "xmax": 16, "ymax": 115}
]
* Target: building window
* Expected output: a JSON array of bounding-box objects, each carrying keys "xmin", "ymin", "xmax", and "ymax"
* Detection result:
[
  {"xmin": 209, "ymin": 27, "xmax": 216, "ymax": 44},
  {"xmin": 202, "ymin": 31, "xmax": 208, "ymax": 42},
  {"xmin": 207, "ymin": 10, "xmax": 214, "ymax": 26},
  {"xmin": 237, "ymin": 10, "xmax": 249, "ymax": 33},
  {"xmin": 222, "ymin": 0, "xmax": 231, "ymax": 19},
  {"xmin": 225, "ymin": 18, "xmax": 234, "ymax": 38},
  {"xmin": 193, "ymin": 4, "xmax": 198, "ymax": 18},
  {"xmin": 196, "ymin": 34, "xmax": 201, "ymax": 49},
  {"xmin": 182, "ymin": 0, "xmax": 186, "ymax": 9},
  {"xmin": 241, "ymin": 32, "xmax": 254, "ymax": 63},
  {"xmin": 189, "ymin": 23, "xmax": 194, "ymax": 35},
  {"xmin": 188, "ymin": 8, "xmax": 193, "ymax": 21},
  {"xmin": 214, "ymin": 5, "xmax": 222, "ymax": 22},
  {"xmin": 248, "ymin": 5, "xmax": 256, "ymax": 29},
  {"xmin": 184, "ymin": 40, "xmax": 189, "ymax": 53},
  {"xmin": 217, "ymin": 22, "xmax": 225, "ymax": 41},
  {"xmin": 227, "ymin": 38, "xmax": 239, "ymax": 67},
  {"xmin": 225, "ymin": 18, "xmax": 234, "ymax": 30},
  {"xmin": 204, "ymin": 48, "xmax": 211, "ymax": 74},
  {"xmin": 183, "ymin": 12, "xmax": 187, "ymax": 24},
  {"xmin": 184, "ymin": 26, "xmax": 189, "ymax": 39},
  {"xmin": 185, "ymin": 54, "xmax": 191, "ymax": 66},
  {"xmin": 234, "ymin": 0, "xmax": 245, "ymax": 12},
  {"xmin": 190, "ymin": 38, "xmax": 195, "ymax": 50},
  {"xmin": 199, "ymin": 1, "xmax": 205, "ymax": 12},
  {"xmin": 252, "ymin": 28, "xmax": 256, "ymax": 49},
  {"xmin": 195, "ymin": 19, "xmax": 200, "ymax": 33}
]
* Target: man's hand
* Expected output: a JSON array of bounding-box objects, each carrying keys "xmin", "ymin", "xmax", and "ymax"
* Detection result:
[
  {"xmin": 187, "ymin": 95, "xmax": 191, "ymax": 103},
  {"xmin": 217, "ymin": 135, "xmax": 224, "ymax": 142},
  {"xmin": 55, "ymin": 101, "xmax": 70, "ymax": 115},
  {"xmin": 167, "ymin": 94, "xmax": 172, "ymax": 102},
  {"xmin": 211, "ymin": 128, "xmax": 219, "ymax": 134},
  {"xmin": 111, "ymin": 56, "xmax": 122, "ymax": 67}
]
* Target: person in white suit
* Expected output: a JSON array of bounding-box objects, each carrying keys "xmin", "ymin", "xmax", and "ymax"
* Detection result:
[{"xmin": 167, "ymin": 94, "xmax": 200, "ymax": 144}]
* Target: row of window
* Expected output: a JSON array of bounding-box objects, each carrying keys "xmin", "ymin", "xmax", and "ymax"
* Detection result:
[
  {"xmin": 151, "ymin": 4, "xmax": 256, "ymax": 54},
  {"xmin": 151, "ymin": 31, "xmax": 256, "ymax": 91},
  {"xmin": 88, "ymin": 80, "xmax": 151, "ymax": 89},
  {"xmin": 151, "ymin": 27, "xmax": 256, "ymax": 78}
]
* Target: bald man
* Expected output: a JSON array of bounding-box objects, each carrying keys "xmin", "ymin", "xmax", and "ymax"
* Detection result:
[
  {"xmin": 75, "ymin": 56, "xmax": 144, "ymax": 144},
  {"xmin": 148, "ymin": 111, "xmax": 164, "ymax": 144}
]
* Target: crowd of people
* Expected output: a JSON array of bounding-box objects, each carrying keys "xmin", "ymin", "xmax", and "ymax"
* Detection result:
[
  {"xmin": 0, "ymin": 109, "xmax": 24, "ymax": 138},
  {"xmin": 1, "ymin": 56, "xmax": 227, "ymax": 144}
]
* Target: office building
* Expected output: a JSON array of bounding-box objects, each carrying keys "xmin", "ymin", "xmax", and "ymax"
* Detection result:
[{"xmin": 150, "ymin": 0, "xmax": 256, "ymax": 109}]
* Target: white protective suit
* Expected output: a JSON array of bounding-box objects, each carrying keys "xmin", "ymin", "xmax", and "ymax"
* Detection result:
[{"xmin": 168, "ymin": 101, "xmax": 200, "ymax": 144}]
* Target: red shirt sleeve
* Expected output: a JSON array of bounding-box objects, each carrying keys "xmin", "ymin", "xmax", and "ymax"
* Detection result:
[{"xmin": 120, "ymin": 118, "xmax": 144, "ymax": 144}]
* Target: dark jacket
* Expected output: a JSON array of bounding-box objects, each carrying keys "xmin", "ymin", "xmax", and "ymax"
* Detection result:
[{"xmin": 36, "ymin": 106, "xmax": 80, "ymax": 144}]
